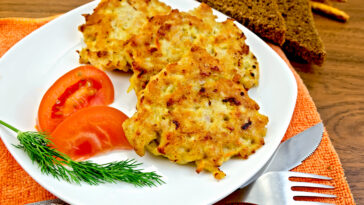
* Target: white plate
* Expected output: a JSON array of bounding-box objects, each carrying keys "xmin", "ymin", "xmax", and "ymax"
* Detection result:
[{"xmin": 0, "ymin": 1, "xmax": 297, "ymax": 204}]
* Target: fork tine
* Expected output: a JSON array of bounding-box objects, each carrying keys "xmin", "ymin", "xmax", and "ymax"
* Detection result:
[
  {"xmin": 289, "ymin": 172, "xmax": 332, "ymax": 180},
  {"xmin": 291, "ymin": 181, "xmax": 335, "ymax": 189},
  {"xmin": 293, "ymin": 191, "xmax": 337, "ymax": 198}
]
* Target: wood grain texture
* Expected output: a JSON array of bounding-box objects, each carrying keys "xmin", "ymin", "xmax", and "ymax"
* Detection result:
[
  {"xmin": 0, "ymin": 0, "xmax": 363, "ymax": 203},
  {"xmin": 294, "ymin": 1, "xmax": 364, "ymax": 203}
]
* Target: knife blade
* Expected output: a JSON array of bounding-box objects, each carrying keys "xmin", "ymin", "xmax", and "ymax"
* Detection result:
[{"xmin": 239, "ymin": 122, "xmax": 324, "ymax": 188}]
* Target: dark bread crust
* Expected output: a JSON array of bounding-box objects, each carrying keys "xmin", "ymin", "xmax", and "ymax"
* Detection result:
[
  {"xmin": 278, "ymin": 0, "xmax": 326, "ymax": 65},
  {"xmin": 197, "ymin": 0, "xmax": 286, "ymax": 46}
]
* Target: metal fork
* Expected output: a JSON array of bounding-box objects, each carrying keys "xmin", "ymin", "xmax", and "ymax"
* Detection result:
[{"xmin": 240, "ymin": 171, "xmax": 336, "ymax": 205}]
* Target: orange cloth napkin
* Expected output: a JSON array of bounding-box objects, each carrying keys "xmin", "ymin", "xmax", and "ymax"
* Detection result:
[{"xmin": 0, "ymin": 17, "xmax": 355, "ymax": 205}]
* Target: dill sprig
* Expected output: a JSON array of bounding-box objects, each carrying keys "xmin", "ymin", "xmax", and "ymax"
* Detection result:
[{"xmin": 0, "ymin": 120, "xmax": 164, "ymax": 187}]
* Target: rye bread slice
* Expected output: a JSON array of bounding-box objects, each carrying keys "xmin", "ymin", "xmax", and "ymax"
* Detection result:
[
  {"xmin": 277, "ymin": 0, "xmax": 326, "ymax": 65},
  {"xmin": 197, "ymin": 0, "xmax": 286, "ymax": 46}
]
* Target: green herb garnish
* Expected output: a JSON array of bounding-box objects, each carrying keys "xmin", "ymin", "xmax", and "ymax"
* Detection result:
[{"xmin": 0, "ymin": 120, "xmax": 164, "ymax": 187}]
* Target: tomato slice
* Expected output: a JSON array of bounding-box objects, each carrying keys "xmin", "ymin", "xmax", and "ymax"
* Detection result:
[
  {"xmin": 50, "ymin": 106, "xmax": 132, "ymax": 161},
  {"xmin": 37, "ymin": 65, "xmax": 114, "ymax": 133}
]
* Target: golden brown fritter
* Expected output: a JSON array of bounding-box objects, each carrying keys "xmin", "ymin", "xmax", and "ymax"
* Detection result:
[
  {"xmin": 122, "ymin": 47, "xmax": 268, "ymax": 179},
  {"xmin": 126, "ymin": 3, "xmax": 259, "ymax": 96},
  {"xmin": 78, "ymin": 0, "xmax": 171, "ymax": 71}
]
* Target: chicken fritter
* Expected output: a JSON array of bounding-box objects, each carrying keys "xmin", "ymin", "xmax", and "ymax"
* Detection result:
[
  {"xmin": 78, "ymin": 0, "xmax": 171, "ymax": 71},
  {"xmin": 126, "ymin": 3, "xmax": 259, "ymax": 96},
  {"xmin": 122, "ymin": 47, "xmax": 268, "ymax": 179}
]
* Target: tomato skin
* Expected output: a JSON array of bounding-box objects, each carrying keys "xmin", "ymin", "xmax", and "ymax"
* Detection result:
[
  {"xmin": 50, "ymin": 106, "xmax": 132, "ymax": 161},
  {"xmin": 37, "ymin": 65, "xmax": 114, "ymax": 133}
]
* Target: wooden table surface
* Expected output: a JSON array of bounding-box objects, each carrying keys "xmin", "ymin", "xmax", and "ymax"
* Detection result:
[{"xmin": 1, "ymin": 0, "xmax": 363, "ymax": 203}]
